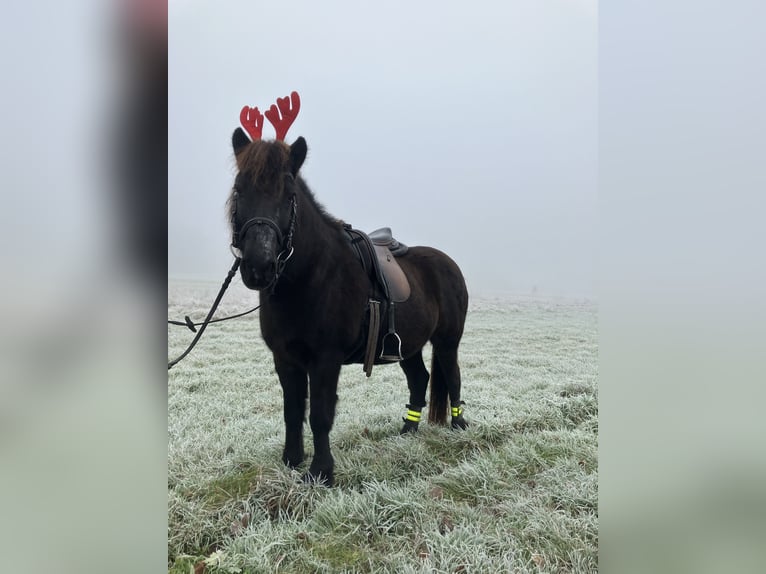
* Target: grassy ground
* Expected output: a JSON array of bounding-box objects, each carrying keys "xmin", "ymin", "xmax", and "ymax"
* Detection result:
[{"xmin": 168, "ymin": 280, "xmax": 598, "ymax": 573}]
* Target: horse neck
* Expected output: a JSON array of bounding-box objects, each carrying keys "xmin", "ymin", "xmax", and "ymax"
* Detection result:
[{"xmin": 285, "ymin": 189, "xmax": 349, "ymax": 282}]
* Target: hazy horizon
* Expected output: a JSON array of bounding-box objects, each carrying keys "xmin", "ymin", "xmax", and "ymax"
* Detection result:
[{"xmin": 169, "ymin": 1, "xmax": 597, "ymax": 298}]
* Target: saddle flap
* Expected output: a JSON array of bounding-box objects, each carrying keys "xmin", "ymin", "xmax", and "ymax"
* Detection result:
[{"xmin": 374, "ymin": 245, "xmax": 411, "ymax": 303}]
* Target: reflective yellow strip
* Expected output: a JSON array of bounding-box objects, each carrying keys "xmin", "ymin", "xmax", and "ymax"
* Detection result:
[
  {"xmin": 451, "ymin": 406, "xmax": 463, "ymax": 417},
  {"xmin": 406, "ymin": 410, "xmax": 421, "ymax": 421}
]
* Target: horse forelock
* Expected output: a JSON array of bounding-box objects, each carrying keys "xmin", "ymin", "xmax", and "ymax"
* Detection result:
[{"xmin": 236, "ymin": 139, "xmax": 291, "ymax": 186}]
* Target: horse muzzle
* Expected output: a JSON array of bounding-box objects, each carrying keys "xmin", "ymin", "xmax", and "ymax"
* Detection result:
[
  {"xmin": 238, "ymin": 229, "xmax": 281, "ymax": 290},
  {"xmin": 241, "ymin": 256, "xmax": 278, "ymax": 290}
]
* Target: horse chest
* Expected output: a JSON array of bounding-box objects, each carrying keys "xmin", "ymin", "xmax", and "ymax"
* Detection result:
[{"xmin": 259, "ymin": 293, "xmax": 365, "ymax": 359}]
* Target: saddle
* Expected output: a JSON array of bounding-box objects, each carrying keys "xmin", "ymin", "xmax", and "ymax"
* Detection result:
[
  {"xmin": 343, "ymin": 225, "xmax": 411, "ymax": 375},
  {"xmin": 369, "ymin": 227, "xmax": 409, "ymax": 259}
]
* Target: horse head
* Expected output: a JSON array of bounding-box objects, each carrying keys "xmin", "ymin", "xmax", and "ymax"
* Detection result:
[{"xmin": 228, "ymin": 92, "xmax": 306, "ymax": 291}]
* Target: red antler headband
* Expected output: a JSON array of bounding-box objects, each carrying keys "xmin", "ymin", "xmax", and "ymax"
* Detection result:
[
  {"xmin": 239, "ymin": 91, "xmax": 301, "ymax": 142},
  {"xmin": 239, "ymin": 105, "xmax": 264, "ymax": 140}
]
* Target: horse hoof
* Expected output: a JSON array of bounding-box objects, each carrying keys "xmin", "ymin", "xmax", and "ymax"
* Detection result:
[
  {"xmin": 302, "ymin": 470, "xmax": 333, "ymax": 487},
  {"xmin": 451, "ymin": 417, "xmax": 469, "ymax": 430},
  {"xmin": 282, "ymin": 452, "xmax": 304, "ymax": 469},
  {"xmin": 400, "ymin": 420, "xmax": 419, "ymax": 434}
]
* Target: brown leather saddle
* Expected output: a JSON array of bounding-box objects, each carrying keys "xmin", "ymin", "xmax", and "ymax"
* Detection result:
[
  {"xmin": 368, "ymin": 227, "xmax": 410, "ymax": 302},
  {"xmin": 343, "ymin": 225, "xmax": 411, "ymax": 374},
  {"xmin": 344, "ymin": 225, "xmax": 410, "ymax": 303}
]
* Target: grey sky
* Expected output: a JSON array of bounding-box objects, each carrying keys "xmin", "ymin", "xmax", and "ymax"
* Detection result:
[{"xmin": 169, "ymin": 0, "xmax": 597, "ymax": 297}]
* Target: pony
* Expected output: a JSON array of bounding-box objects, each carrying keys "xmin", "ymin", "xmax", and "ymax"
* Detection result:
[{"xmin": 227, "ymin": 95, "xmax": 468, "ymax": 485}]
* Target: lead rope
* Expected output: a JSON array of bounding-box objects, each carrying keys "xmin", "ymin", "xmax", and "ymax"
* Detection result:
[
  {"xmin": 167, "ymin": 303, "xmax": 260, "ymax": 332},
  {"xmin": 168, "ymin": 258, "xmax": 242, "ymax": 370}
]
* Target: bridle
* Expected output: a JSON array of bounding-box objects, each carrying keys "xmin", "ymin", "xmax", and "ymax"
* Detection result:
[{"xmin": 230, "ymin": 183, "xmax": 298, "ymax": 293}]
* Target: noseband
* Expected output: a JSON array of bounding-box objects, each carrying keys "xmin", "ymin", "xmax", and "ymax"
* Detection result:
[
  {"xmin": 237, "ymin": 214, "xmax": 286, "ymax": 250},
  {"xmin": 231, "ymin": 188, "xmax": 298, "ymax": 291}
]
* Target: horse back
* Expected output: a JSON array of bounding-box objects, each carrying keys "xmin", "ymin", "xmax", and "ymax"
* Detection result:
[{"xmin": 397, "ymin": 246, "xmax": 468, "ymax": 338}]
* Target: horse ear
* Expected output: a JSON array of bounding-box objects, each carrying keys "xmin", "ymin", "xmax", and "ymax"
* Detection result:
[
  {"xmin": 232, "ymin": 128, "xmax": 250, "ymax": 156},
  {"xmin": 289, "ymin": 136, "xmax": 307, "ymax": 176}
]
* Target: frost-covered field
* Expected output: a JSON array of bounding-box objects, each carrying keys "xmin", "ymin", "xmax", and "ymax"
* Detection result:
[{"xmin": 168, "ymin": 280, "xmax": 598, "ymax": 573}]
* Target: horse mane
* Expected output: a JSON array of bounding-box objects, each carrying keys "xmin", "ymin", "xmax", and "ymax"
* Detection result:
[
  {"xmin": 227, "ymin": 139, "xmax": 343, "ymax": 231},
  {"xmin": 293, "ymin": 178, "xmax": 344, "ymax": 228}
]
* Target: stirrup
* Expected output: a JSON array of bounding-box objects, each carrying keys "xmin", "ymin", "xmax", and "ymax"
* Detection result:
[{"xmin": 379, "ymin": 331, "xmax": 403, "ymax": 361}]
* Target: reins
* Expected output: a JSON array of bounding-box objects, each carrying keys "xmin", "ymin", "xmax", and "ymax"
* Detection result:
[
  {"xmin": 168, "ymin": 258, "xmax": 245, "ymax": 370},
  {"xmin": 167, "ymin": 300, "xmax": 260, "ymax": 332}
]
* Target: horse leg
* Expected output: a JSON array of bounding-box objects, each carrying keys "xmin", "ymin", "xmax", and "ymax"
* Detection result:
[
  {"xmin": 305, "ymin": 358, "xmax": 342, "ymax": 486},
  {"xmin": 433, "ymin": 344, "xmax": 468, "ymax": 430},
  {"xmin": 275, "ymin": 357, "xmax": 308, "ymax": 468},
  {"xmin": 399, "ymin": 350, "xmax": 430, "ymax": 434}
]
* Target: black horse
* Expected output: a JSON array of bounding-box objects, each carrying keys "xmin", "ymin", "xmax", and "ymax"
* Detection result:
[{"xmin": 228, "ymin": 128, "xmax": 468, "ymax": 486}]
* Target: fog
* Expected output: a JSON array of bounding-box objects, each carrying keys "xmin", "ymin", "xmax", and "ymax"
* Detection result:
[{"xmin": 169, "ymin": 0, "xmax": 596, "ymax": 297}]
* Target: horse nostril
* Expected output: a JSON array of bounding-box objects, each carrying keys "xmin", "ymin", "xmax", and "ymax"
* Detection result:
[{"xmin": 248, "ymin": 262, "xmax": 276, "ymax": 286}]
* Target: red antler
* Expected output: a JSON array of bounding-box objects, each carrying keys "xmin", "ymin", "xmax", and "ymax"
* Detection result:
[
  {"xmin": 265, "ymin": 91, "xmax": 301, "ymax": 141},
  {"xmin": 239, "ymin": 106, "xmax": 264, "ymax": 140}
]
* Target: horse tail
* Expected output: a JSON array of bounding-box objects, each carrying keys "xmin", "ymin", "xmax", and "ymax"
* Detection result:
[{"xmin": 428, "ymin": 352, "xmax": 449, "ymax": 425}]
